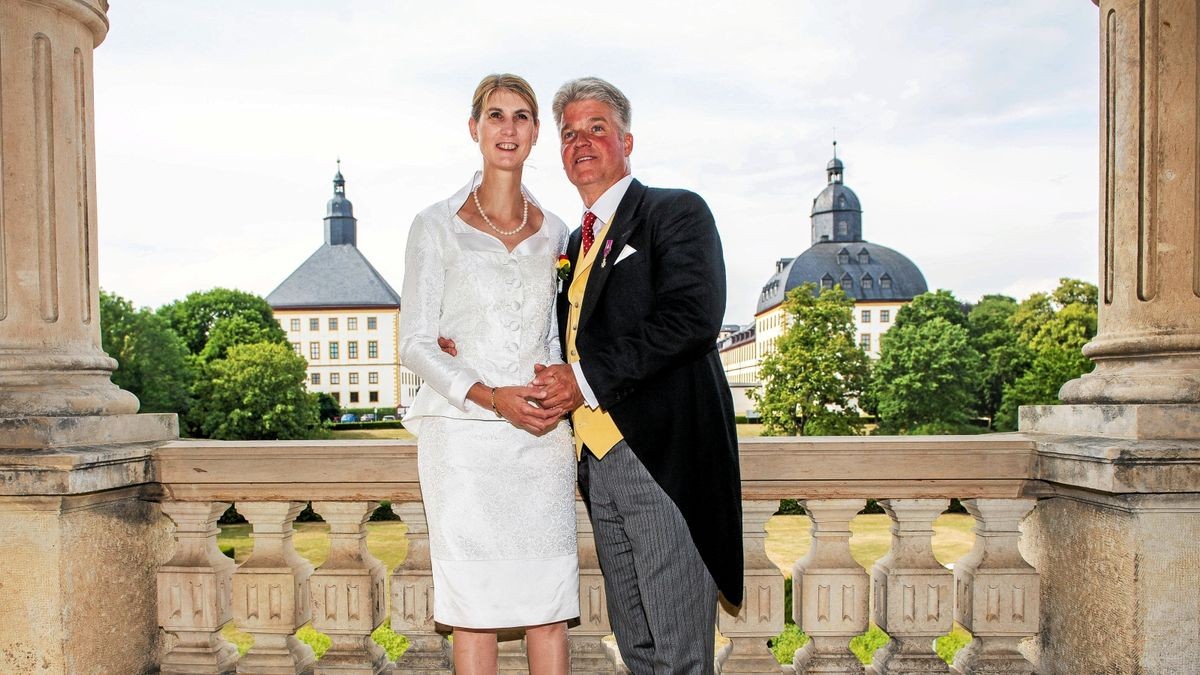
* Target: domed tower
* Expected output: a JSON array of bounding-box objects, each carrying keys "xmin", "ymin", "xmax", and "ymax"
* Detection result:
[
  {"xmin": 809, "ymin": 142, "xmax": 863, "ymax": 244},
  {"xmin": 752, "ymin": 145, "xmax": 928, "ymax": 359},
  {"xmin": 325, "ymin": 160, "xmax": 357, "ymax": 246}
]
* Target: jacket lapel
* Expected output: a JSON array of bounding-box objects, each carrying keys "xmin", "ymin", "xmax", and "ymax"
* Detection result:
[{"xmin": 578, "ymin": 180, "xmax": 647, "ymax": 332}]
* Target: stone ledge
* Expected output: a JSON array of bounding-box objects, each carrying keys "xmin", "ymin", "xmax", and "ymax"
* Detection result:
[
  {"xmin": 1020, "ymin": 403, "xmax": 1200, "ymax": 440},
  {"xmin": 0, "ymin": 413, "xmax": 177, "ymax": 449},
  {"xmin": 1032, "ymin": 433, "xmax": 1200, "ymax": 494},
  {"xmin": 0, "ymin": 442, "xmax": 163, "ymax": 496}
]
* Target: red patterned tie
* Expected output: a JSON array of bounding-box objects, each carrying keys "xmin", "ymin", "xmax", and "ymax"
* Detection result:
[{"xmin": 582, "ymin": 211, "xmax": 597, "ymax": 255}]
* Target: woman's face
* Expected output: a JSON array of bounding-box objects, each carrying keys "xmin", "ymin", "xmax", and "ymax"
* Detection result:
[{"xmin": 469, "ymin": 88, "xmax": 539, "ymax": 172}]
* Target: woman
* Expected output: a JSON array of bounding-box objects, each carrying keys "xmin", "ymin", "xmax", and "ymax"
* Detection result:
[{"xmin": 399, "ymin": 74, "xmax": 576, "ymax": 675}]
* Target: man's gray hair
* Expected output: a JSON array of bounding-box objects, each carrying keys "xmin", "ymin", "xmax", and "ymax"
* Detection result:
[{"xmin": 552, "ymin": 77, "xmax": 632, "ymax": 136}]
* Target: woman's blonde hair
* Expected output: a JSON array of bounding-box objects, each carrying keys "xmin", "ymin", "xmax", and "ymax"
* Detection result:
[{"xmin": 470, "ymin": 73, "xmax": 539, "ymax": 122}]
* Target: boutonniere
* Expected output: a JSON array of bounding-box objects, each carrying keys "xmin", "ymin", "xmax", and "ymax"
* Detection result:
[{"xmin": 556, "ymin": 254, "xmax": 571, "ymax": 291}]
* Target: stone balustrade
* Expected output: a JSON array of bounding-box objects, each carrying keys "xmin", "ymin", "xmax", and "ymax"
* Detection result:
[{"xmin": 152, "ymin": 434, "xmax": 1042, "ymax": 674}]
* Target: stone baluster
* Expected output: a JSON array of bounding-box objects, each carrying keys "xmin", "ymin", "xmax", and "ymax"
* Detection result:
[
  {"xmin": 158, "ymin": 501, "xmax": 239, "ymax": 675},
  {"xmin": 718, "ymin": 499, "xmax": 787, "ymax": 672},
  {"xmin": 792, "ymin": 500, "xmax": 870, "ymax": 674},
  {"xmin": 232, "ymin": 501, "xmax": 316, "ymax": 674},
  {"xmin": 867, "ymin": 499, "xmax": 953, "ymax": 675},
  {"xmin": 571, "ymin": 499, "xmax": 614, "ymax": 674},
  {"xmin": 390, "ymin": 501, "xmax": 452, "ymax": 673},
  {"xmin": 309, "ymin": 502, "xmax": 388, "ymax": 674},
  {"xmin": 950, "ymin": 499, "xmax": 1039, "ymax": 675}
]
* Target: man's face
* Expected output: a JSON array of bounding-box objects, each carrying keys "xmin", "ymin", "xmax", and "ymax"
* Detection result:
[{"xmin": 559, "ymin": 99, "xmax": 633, "ymax": 206}]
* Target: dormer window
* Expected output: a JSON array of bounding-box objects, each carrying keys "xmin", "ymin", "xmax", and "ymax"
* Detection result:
[
  {"xmin": 840, "ymin": 273, "xmax": 853, "ymax": 289},
  {"xmin": 880, "ymin": 274, "xmax": 893, "ymax": 290},
  {"xmin": 821, "ymin": 274, "xmax": 834, "ymax": 290},
  {"xmin": 837, "ymin": 248, "xmax": 850, "ymax": 265},
  {"xmin": 858, "ymin": 248, "xmax": 870, "ymax": 264},
  {"xmin": 861, "ymin": 274, "xmax": 874, "ymax": 289}
]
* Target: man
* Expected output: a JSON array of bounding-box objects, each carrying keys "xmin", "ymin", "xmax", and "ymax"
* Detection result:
[{"xmin": 534, "ymin": 76, "xmax": 743, "ymax": 674}]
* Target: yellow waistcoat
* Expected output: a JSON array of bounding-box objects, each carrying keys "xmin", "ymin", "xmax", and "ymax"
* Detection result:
[{"xmin": 566, "ymin": 222, "xmax": 624, "ymax": 460}]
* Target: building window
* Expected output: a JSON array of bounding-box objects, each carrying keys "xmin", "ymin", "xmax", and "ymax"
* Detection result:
[
  {"xmin": 860, "ymin": 334, "xmax": 871, "ymax": 350},
  {"xmin": 369, "ymin": 391, "xmax": 379, "ymax": 403},
  {"xmin": 347, "ymin": 317, "xmax": 358, "ymax": 330},
  {"xmin": 880, "ymin": 275, "xmax": 892, "ymax": 290},
  {"xmin": 311, "ymin": 372, "xmax": 321, "ymax": 385},
  {"xmin": 840, "ymin": 273, "xmax": 853, "ymax": 289},
  {"xmin": 880, "ymin": 309, "xmax": 891, "ymax": 323},
  {"xmin": 330, "ymin": 373, "xmax": 340, "ymax": 385},
  {"xmin": 349, "ymin": 373, "xmax": 359, "ymax": 385},
  {"xmin": 368, "ymin": 371, "xmax": 379, "ymax": 384},
  {"xmin": 861, "ymin": 310, "xmax": 871, "ymax": 323},
  {"xmin": 837, "ymin": 221, "xmax": 848, "ymax": 236},
  {"xmin": 368, "ymin": 341, "xmax": 378, "ymax": 359},
  {"xmin": 348, "ymin": 341, "xmax": 359, "ymax": 359},
  {"xmin": 837, "ymin": 248, "xmax": 850, "ymax": 265},
  {"xmin": 821, "ymin": 274, "xmax": 834, "ymax": 290},
  {"xmin": 329, "ymin": 342, "xmax": 339, "ymax": 359},
  {"xmin": 862, "ymin": 274, "xmax": 874, "ymax": 289},
  {"xmin": 291, "ymin": 342, "xmax": 301, "ymax": 354},
  {"xmin": 309, "ymin": 318, "xmax": 319, "ymax": 331},
  {"xmin": 367, "ymin": 317, "xmax": 377, "ymax": 330},
  {"xmin": 329, "ymin": 318, "xmax": 338, "ymax": 331},
  {"xmin": 290, "ymin": 318, "xmax": 300, "ymax": 332},
  {"xmin": 858, "ymin": 248, "xmax": 870, "ymax": 264},
  {"xmin": 309, "ymin": 342, "xmax": 320, "ymax": 359},
  {"xmin": 349, "ymin": 392, "xmax": 359, "ymax": 403}
]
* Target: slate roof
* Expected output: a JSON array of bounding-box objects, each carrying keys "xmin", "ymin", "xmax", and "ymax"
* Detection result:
[
  {"xmin": 266, "ymin": 243, "xmax": 401, "ymax": 309},
  {"xmin": 266, "ymin": 166, "xmax": 401, "ymax": 310}
]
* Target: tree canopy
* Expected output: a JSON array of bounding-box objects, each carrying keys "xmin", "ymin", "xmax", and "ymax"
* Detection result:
[
  {"xmin": 158, "ymin": 287, "xmax": 285, "ymax": 355},
  {"xmin": 99, "ymin": 290, "xmax": 194, "ymax": 414},
  {"xmin": 189, "ymin": 342, "xmax": 321, "ymax": 440},
  {"xmin": 751, "ymin": 284, "xmax": 869, "ymax": 436}
]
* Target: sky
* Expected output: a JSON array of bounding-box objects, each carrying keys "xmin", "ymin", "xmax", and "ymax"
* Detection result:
[{"xmin": 93, "ymin": 1, "xmax": 1101, "ymax": 326}]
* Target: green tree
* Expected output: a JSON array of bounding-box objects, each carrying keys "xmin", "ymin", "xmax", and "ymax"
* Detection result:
[
  {"xmin": 872, "ymin": 315, "xmax": 983, "ymax": 434},
  {"xmin": 751, "ymin": 284, "xmax": 869, "ymax": 436},
  {"xmin": 995, "ymin": 279, "xmax": 1097, "ymax": 429},
  {"xmin": 188, "ymin": 342, "xmax": 321, "ymax": 440},
  {"xmin": 316, "ymin": 392, "xmax": 341, "ymax": 422},
  {"xmin": 967, "ymin": 295, "xmax": 1032, "ymax": 427},
  {"xmin": 99, "ymin": 290, "xmax": 194, "ymax": 414},
  {"xmin": 159, "ymin": 288, "xmax": 285, "ymax": 355},
  {"xmin": 199, "ymin": 314, "xmax": 288, "ymax": 362},
  {"xmin": 892, "ymin": 289, "xmax": 968, "ymax": 330}
]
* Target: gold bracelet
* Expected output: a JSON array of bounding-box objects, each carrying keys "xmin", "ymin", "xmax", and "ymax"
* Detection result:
[{"xmin": 490, "ymin": 387, "xmax": 503, "ymax": 418}]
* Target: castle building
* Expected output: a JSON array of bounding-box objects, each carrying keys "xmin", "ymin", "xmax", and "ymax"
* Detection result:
[
  {"xmin": 266, "ymin": 165, "xmax": 420, "ymax": 411},
  {"xmin": 720, "ymin": 147, "xmax": 928, "ymax": 414}
]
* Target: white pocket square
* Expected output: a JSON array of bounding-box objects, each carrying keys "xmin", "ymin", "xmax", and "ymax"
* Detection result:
[{"xmin": 615, "ymin": 245, "xmax": 638, "ymax": 264}]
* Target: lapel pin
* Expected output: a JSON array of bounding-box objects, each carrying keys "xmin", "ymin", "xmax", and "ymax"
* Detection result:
[{"xmin": 600, "ymin": 240, "xmax": 614, "ymax": 268}]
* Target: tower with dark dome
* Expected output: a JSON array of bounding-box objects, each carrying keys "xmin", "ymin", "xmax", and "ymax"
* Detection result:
[{"xmin": 748, "ymin": 145, "xmax": 928, "ymax": 362}]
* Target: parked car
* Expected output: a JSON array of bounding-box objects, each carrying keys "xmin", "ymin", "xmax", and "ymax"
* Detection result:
[
  {"xmin": 339, "ymin": 413, "xmax": 358, "ymax": 423},
  {"xmin": 361, "ymin": 414, "xmax": 377, "ymax": 422},
  {"xmin": 382, "ymin": 415, "xmax": 396, "ymax": 421}
]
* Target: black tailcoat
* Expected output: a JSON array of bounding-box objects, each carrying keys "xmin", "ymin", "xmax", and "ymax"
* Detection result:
[{"xmin": 557, "ymin": 179, "xmax": 744, "ymax": 605}]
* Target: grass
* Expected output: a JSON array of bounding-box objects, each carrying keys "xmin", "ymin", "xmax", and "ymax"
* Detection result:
[{"xmin": 216, "ymin": 498, "xmax": 977, "ymax": 667}]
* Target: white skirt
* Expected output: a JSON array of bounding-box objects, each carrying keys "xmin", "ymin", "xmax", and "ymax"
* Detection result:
[{"xmin": 417, "ymin": 416, "xmax": 579, "ymax": 629}]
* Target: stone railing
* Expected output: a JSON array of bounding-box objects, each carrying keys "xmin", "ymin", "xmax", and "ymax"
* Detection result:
[{"xmin": 152, "ymin": 434, "xmax": 1042, "ymax": 674}]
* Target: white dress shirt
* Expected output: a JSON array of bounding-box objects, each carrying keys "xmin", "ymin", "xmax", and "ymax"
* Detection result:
[{"xmin": 572, "ymin": 174, "xmax": 635, "ymax": 409}]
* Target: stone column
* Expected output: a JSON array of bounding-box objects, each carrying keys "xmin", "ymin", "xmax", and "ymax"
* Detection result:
[
  {"xmin": 1019, "ymin": 2, "xmax": 1200, "ymax": 672},
  {"xmin": 158, "ymin": 501, "xmax": 240, "ymax": 675},
  {"xmin": 0, "ymin": 0, "xmax": 138, "ymax": 417},
  {"xmin": 719, "ymin": 499, "xmax": 786, "ymax": 672},
  {"xmin": 792, "ymin": 499, "xmax": 869, "ymax": 675},
  {"xmin": 1058, "ymin": 0, "xmax": 1200, "ymax": 404},
  {"xmin": 867, "ymin": 499, "xmax": 952, "ymax": 675},
  {"xmin": 390, "ymin": 501, "xmax": 452, "ymax": 673},
  {"xmin": 0, "ymin": 2, "xmax": 176, "ymax": 673},
  {"xmin": 310, "ymin": 501, "xmax": 388, "ymax": 674},
  {"xmin": 232, "ymin": 501, "xmax": 316, "ymax": 674},
  {"xmin": 570, "ymin": 500, "xmax": 613, "ymax": 674},
  {"xmin": 950, "ymin": 499, "xmax": 1038, "ymax": 675}
]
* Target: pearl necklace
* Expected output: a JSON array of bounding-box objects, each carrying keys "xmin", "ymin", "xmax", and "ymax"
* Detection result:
[{"xmin": 472, "ymin": 186, "xmax": 529, "ymax": 236}]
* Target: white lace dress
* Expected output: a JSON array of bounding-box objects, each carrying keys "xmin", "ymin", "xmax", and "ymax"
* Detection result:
[{"xmin": 399, "ymin": 175, "xmax": 578, "ymax": 629}]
